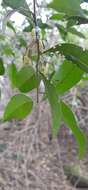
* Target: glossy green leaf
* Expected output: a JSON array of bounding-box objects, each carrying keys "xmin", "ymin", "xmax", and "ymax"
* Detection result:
[
  {"xmin": 52, "ymin": 60, "xmax": 83, "ymax": 94},
  {"xmin": 0, "ymin": 58, "xmax": 5, "ymax": 75},
  {"xmin": 44, "ymin": 43, "xmax": 88, "ymax": 73},
  {"xmin": 3, "ymin": 94, "xmax": 33, "ymax": 121},
  {"xmin": 2, "ymin": 0, "xmax": 32, "ymax": 18},
  {"xmin": 61, "ymin": 101, "xmax": 86, "ymax": 159},
  {"xmin": 16, "ymin": 65, "xmax": 38, "ymax": 93},
  {"xmin": 42, "ymin": 75, "xmax": 62, "ymax": 137},
  {"xmin": 48, "ymin": 0, "xmax": 82, "ymax": 16},
  {"xmin": 7, "ymin": 63, "xmax": 17, "ymax": 88}
]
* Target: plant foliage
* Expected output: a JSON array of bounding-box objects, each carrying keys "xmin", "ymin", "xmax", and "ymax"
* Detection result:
[{"xmin": 1, "ymin": 0, "xmax": 88, "ymax": 159}]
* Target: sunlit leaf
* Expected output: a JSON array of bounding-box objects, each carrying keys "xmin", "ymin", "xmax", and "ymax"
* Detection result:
[
  {"xmin": 48, "ymin": 0, "xmax": 82, "ymax": 16},
  {"xmin": 50, "ymin": 13, "xmax": 65, "ymax": 20}
]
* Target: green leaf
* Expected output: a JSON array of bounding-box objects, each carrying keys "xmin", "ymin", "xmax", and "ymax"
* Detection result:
[
  {"xmin": 58, "ymin": 44, "xmax": 88, "ymax": 72},
  {"xmin": 18, "ymin": 36, "xmax": 27, "ymax": 47},
  {"xmin": 48, "ymin": 0, "xmax": 82, "ymax": 16},
  {"xmin": 67, "ymin": 18, "xmax": 77, "ymax": 28},
  {"xmin": 68, "ymin": 27, "xmax": 85, "ymax": 39},
  {"xmin": 57, "ymin": 24, "xmax": 67, "ymax": 40},
  {"xmin": 2, "ymin": 0, "xmax": 32, "ymax": 18},
  {"xmin": 7, "ymin": 63, "xmax": 17, "ymax": 88},
  {"xmin": 0, "ymin": 58, "xmax": 5, "ymax": 75},
  {"xmin": 61, "ymin": 101, "xmax": 86, "ymax": 159},
  {"xmin": 7, "ymin": 21, "xmax": 16, "ymax": 33},
  {"xmin": 37, "ymin": 19, "xmax": 51, "ymax": 30},
  {"xmin": 42, "ymin": 74, "xmax": 62, "ymax": 137},
  {"xmin": 2, "ymin": 45, "xmax": 15, "ymax": 57},
  {"xmin": 52, "ymin": 60, "xmax": 83, "ymax": 94},
  {"xmin": 44, "ymin": 43, "xmax": 88, "ymax": 73},
  {"xmin": 16, "ymin": 65, "xmax": 38, "ymax": 93},
  {"xmin": 58, "ymin": 25, "xmax": 85, "ymax": 39},
  {"xmin": 3, "ymin": 94, "xmax": 33, "ymax": 121},
  {"xmin": 50, "ymin": 13, "xmax": 65, "ymax": 20},
  {"xmin": 23, "ymin": 24, "xmax": 33, "ymax": 32},
  {"xmin": 67, "ymin": 16, "xmax": 88, "ymax": 27}
]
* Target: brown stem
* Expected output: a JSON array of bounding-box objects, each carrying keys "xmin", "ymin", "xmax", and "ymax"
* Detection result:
[{"xmin": 33, "ymin": 0, "xmax": 40, "ymax": 103}]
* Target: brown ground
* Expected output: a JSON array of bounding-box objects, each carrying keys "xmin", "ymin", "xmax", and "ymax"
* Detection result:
[{"xmin": 0, "ymin": 87, "xmax": 88, "ymax": 190}]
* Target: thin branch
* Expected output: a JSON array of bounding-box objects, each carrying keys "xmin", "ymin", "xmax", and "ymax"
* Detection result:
[{"xmin": 33, "ymin": 0, "xmax": 40, "ymax": 103}]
